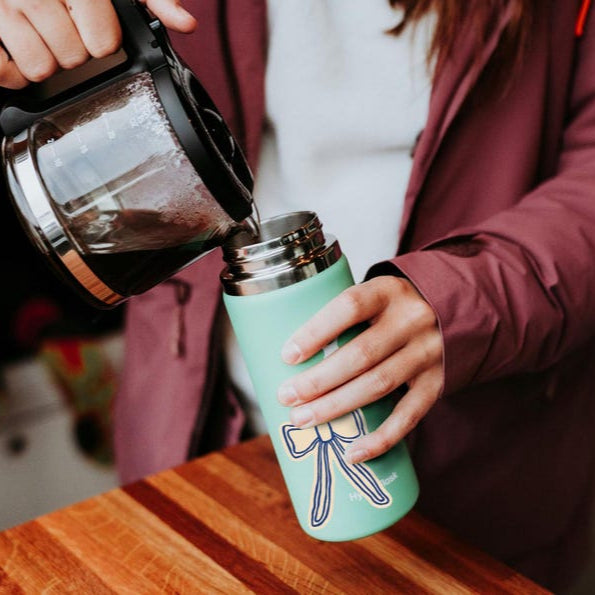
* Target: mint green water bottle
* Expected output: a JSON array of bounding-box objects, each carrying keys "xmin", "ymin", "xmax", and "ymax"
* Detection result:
[{"xmin": 221, "ymin": 211, "xmax": 419, "ymax": 541}]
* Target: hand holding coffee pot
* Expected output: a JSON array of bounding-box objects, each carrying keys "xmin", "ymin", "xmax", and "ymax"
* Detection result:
[{"xmin": 0, "ymin": 0, "xmax": 196, "ymax": 90}]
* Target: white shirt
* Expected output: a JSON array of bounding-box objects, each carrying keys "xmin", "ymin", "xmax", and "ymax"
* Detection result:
[{"xmin": 224, "ymin": 0, "xmax": 433, "ymax": 434}]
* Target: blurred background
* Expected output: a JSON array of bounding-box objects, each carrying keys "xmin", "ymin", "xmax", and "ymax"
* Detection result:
[{"xmin": 0, "ymin": 184, "xmax": 124, "ymax": 530}]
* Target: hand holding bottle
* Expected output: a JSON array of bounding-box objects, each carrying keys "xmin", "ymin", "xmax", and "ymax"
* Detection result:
[
  {"xmin": 0, "ymin": 0, "xmax": 196, "ymax": 89},
  {"xmin": 278, "ymin": 275, "xmax": 444, "ymax": 464}
]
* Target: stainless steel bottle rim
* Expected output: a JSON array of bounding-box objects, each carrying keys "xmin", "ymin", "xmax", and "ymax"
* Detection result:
[
  {"xmin": 220, "ymin": 211, "xmax": 342, "ymax": 296},
  {"xmin": 2, "ymin": 132, "xmax": 123, "ymax": 306}
]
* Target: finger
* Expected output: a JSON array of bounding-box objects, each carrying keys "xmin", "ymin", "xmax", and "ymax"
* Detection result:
[
  {"xmin": 282, "ymin": 301, "xmax": 441, "ymax": 409},
  {"xmin": 345, "ymin": 370, "xmax": 443, "ymax": 464},
  {"xmin": 65, "ymin": 0, "xmax": 122, "ymax": 58},
  {"xmin": 22, "ymin": 1, "xmax": 89, "ymax": 70},
  {"xmin": 288, "ymin": 335, "xmax": 440, "ymax": 427},
  {"xmin": 143, "ymin": 0, "xmax": 197, "ymax": 32},
  {"xmin": 281, "ymin": 281, "xmax": 390, "ymax": 365},
  {"xmin": 0, "ymin": 12, "xmax": 58, "ymax": 83},
  {"xmin": 278, "ymin": 323, "xmax": 406, "ymax": 406},
  {"xmin": 0, "ymin": 43, "xmax": 27, "ymax": 89}
]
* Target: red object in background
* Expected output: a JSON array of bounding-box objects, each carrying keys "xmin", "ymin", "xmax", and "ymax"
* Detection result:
[
  {"xmin": 41, "ymin": 338, "xmax": 117, "ymax": 464},
  {"xmin": 576, "ymin": 0, "xmax": 592, "ymax": 36},
  {"xmin": 12, "ymin": 297, "xmax": 62, "ymax": 350},
  {"xmin": 44, "ymin": 337, "xmax": 85, "ymax": 372}
]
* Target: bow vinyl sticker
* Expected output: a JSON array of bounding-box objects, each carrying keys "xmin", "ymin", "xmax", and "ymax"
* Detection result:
[{"xmin": 281, "ymin": 408, "xmax": 392, "ymax": 529}]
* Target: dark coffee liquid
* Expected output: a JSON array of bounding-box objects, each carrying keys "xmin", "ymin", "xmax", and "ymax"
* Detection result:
[
  {"xmin": 68, "ymin": 208, "xmax": 227, "ymax": 297},
  {"xmin": 245, "ymin": 203, "xmax": 262, "ymax": 242},
  {"xmin": 67, "ymin": 208, "xmax": 210, "ymax": 253},
  {"xmin": 81, "ymin": 238, "xmax": 220, "ymax": 296},
  {"xmin": 70, "ymin": 207, "xmax": 261, "ymax": 298}
]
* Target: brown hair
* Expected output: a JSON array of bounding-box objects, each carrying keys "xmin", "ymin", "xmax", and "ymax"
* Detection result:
[{"xmin": 391, "ymin": 0, "xmax": 534, "ymax": 83}]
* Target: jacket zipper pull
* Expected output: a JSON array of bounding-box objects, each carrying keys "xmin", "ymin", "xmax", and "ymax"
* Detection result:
[{"xmin": 166, "ymin": 279, "xmax": 192, "ymax": 358}]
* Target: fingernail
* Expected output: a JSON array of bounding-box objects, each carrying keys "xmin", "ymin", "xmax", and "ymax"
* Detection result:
[
  {"xmin": 346, "ymin": 448, "xmax": 369, "ymax": 464},
  {"xmin": 278, "ymin": 382, "xmax": 298, "ymax": 405},
  {"xmin": 291, "ymin": 406, "xmax": 314, "ymax": 428},
  {"xmin": 281, "ymin": 341, "xmax": 302, "ymax": 364}
]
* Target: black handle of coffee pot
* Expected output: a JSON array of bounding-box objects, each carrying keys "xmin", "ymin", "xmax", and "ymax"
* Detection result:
[{"xmin": 0, "ymin": 0, "xmax": 171, "ymax": 137}]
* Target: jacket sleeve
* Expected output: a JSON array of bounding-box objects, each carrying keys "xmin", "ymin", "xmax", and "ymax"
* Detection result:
[{"xmin": 368, "ymin": 15, "xmax": 595, "ymax": 397}]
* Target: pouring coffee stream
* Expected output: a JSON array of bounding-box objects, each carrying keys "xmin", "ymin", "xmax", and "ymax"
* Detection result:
[{"xmin": 0, "ymin": 0, "xmax": 259, "ymax": 307}]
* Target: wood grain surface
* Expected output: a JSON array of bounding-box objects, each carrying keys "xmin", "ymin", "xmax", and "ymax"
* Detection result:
[{"xmin": 0, "ymin": 436, "xmax": 551, "ymax": 594}]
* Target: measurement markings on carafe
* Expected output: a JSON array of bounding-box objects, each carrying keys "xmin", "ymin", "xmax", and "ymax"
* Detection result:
[
  {"xmin": 45, "ymin": 138, "xmax": 63, "ymax": 168},
  {"xmin": 73, "ymin": 126, "xmax": 89, "ymax": 154},
  {"xmin": 102, "ymin": 113, "xmax": 116, "ymax": 140}
]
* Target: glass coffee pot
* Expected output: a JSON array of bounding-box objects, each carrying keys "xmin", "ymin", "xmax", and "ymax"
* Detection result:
[{"xmin": 0, "ymin": 0, "xmax": 255, "ymax": 307}]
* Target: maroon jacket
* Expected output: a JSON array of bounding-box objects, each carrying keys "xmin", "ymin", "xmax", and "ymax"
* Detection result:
[{"xmin": 115, "ymin": 1, "xmax": 595, "ymax": 589}]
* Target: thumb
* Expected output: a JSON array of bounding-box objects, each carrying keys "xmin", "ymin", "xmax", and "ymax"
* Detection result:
[{"xmin": 142, "ymin": 0, "xmax": 197, "ymax": 33}]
